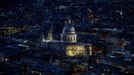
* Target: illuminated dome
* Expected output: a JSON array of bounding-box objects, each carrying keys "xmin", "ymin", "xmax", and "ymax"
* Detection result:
[
  {"xmin": 61, "ymin": 19, "xmax": 77, "ymax": 43},
  {"xmin": 63, "ymin": 24, "xmax": 75, "ymax": 33}
]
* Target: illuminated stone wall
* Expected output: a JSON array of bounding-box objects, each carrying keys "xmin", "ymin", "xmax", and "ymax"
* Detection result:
[
  {"xmin": 66, "ymin": 45, "xmax": 86, "ymax": 57},
  {"xmin": 43, "ymin": 42, "xmax": 93, "ymax": 57}
]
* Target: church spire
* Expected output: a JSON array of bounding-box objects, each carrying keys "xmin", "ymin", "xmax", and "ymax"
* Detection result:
[{"xmin": 46, "ymin": 25, "xmax": 53, "ymax": 42}]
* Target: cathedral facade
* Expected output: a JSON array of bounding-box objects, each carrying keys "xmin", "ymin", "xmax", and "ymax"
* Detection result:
[{"xmin": 42, "ymin": 20, "xmax": 92, "ymax": 57}]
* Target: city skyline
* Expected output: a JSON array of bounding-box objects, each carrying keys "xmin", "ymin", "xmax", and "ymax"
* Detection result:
[{"xmin": 0, "ymin": 0, "xmax": 134, "ymax": 75}]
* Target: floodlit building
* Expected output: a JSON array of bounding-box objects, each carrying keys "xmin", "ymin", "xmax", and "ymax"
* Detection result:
[{"xmin": 42, "ymin": 19, "xmax": 93, "ymax": 57}]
